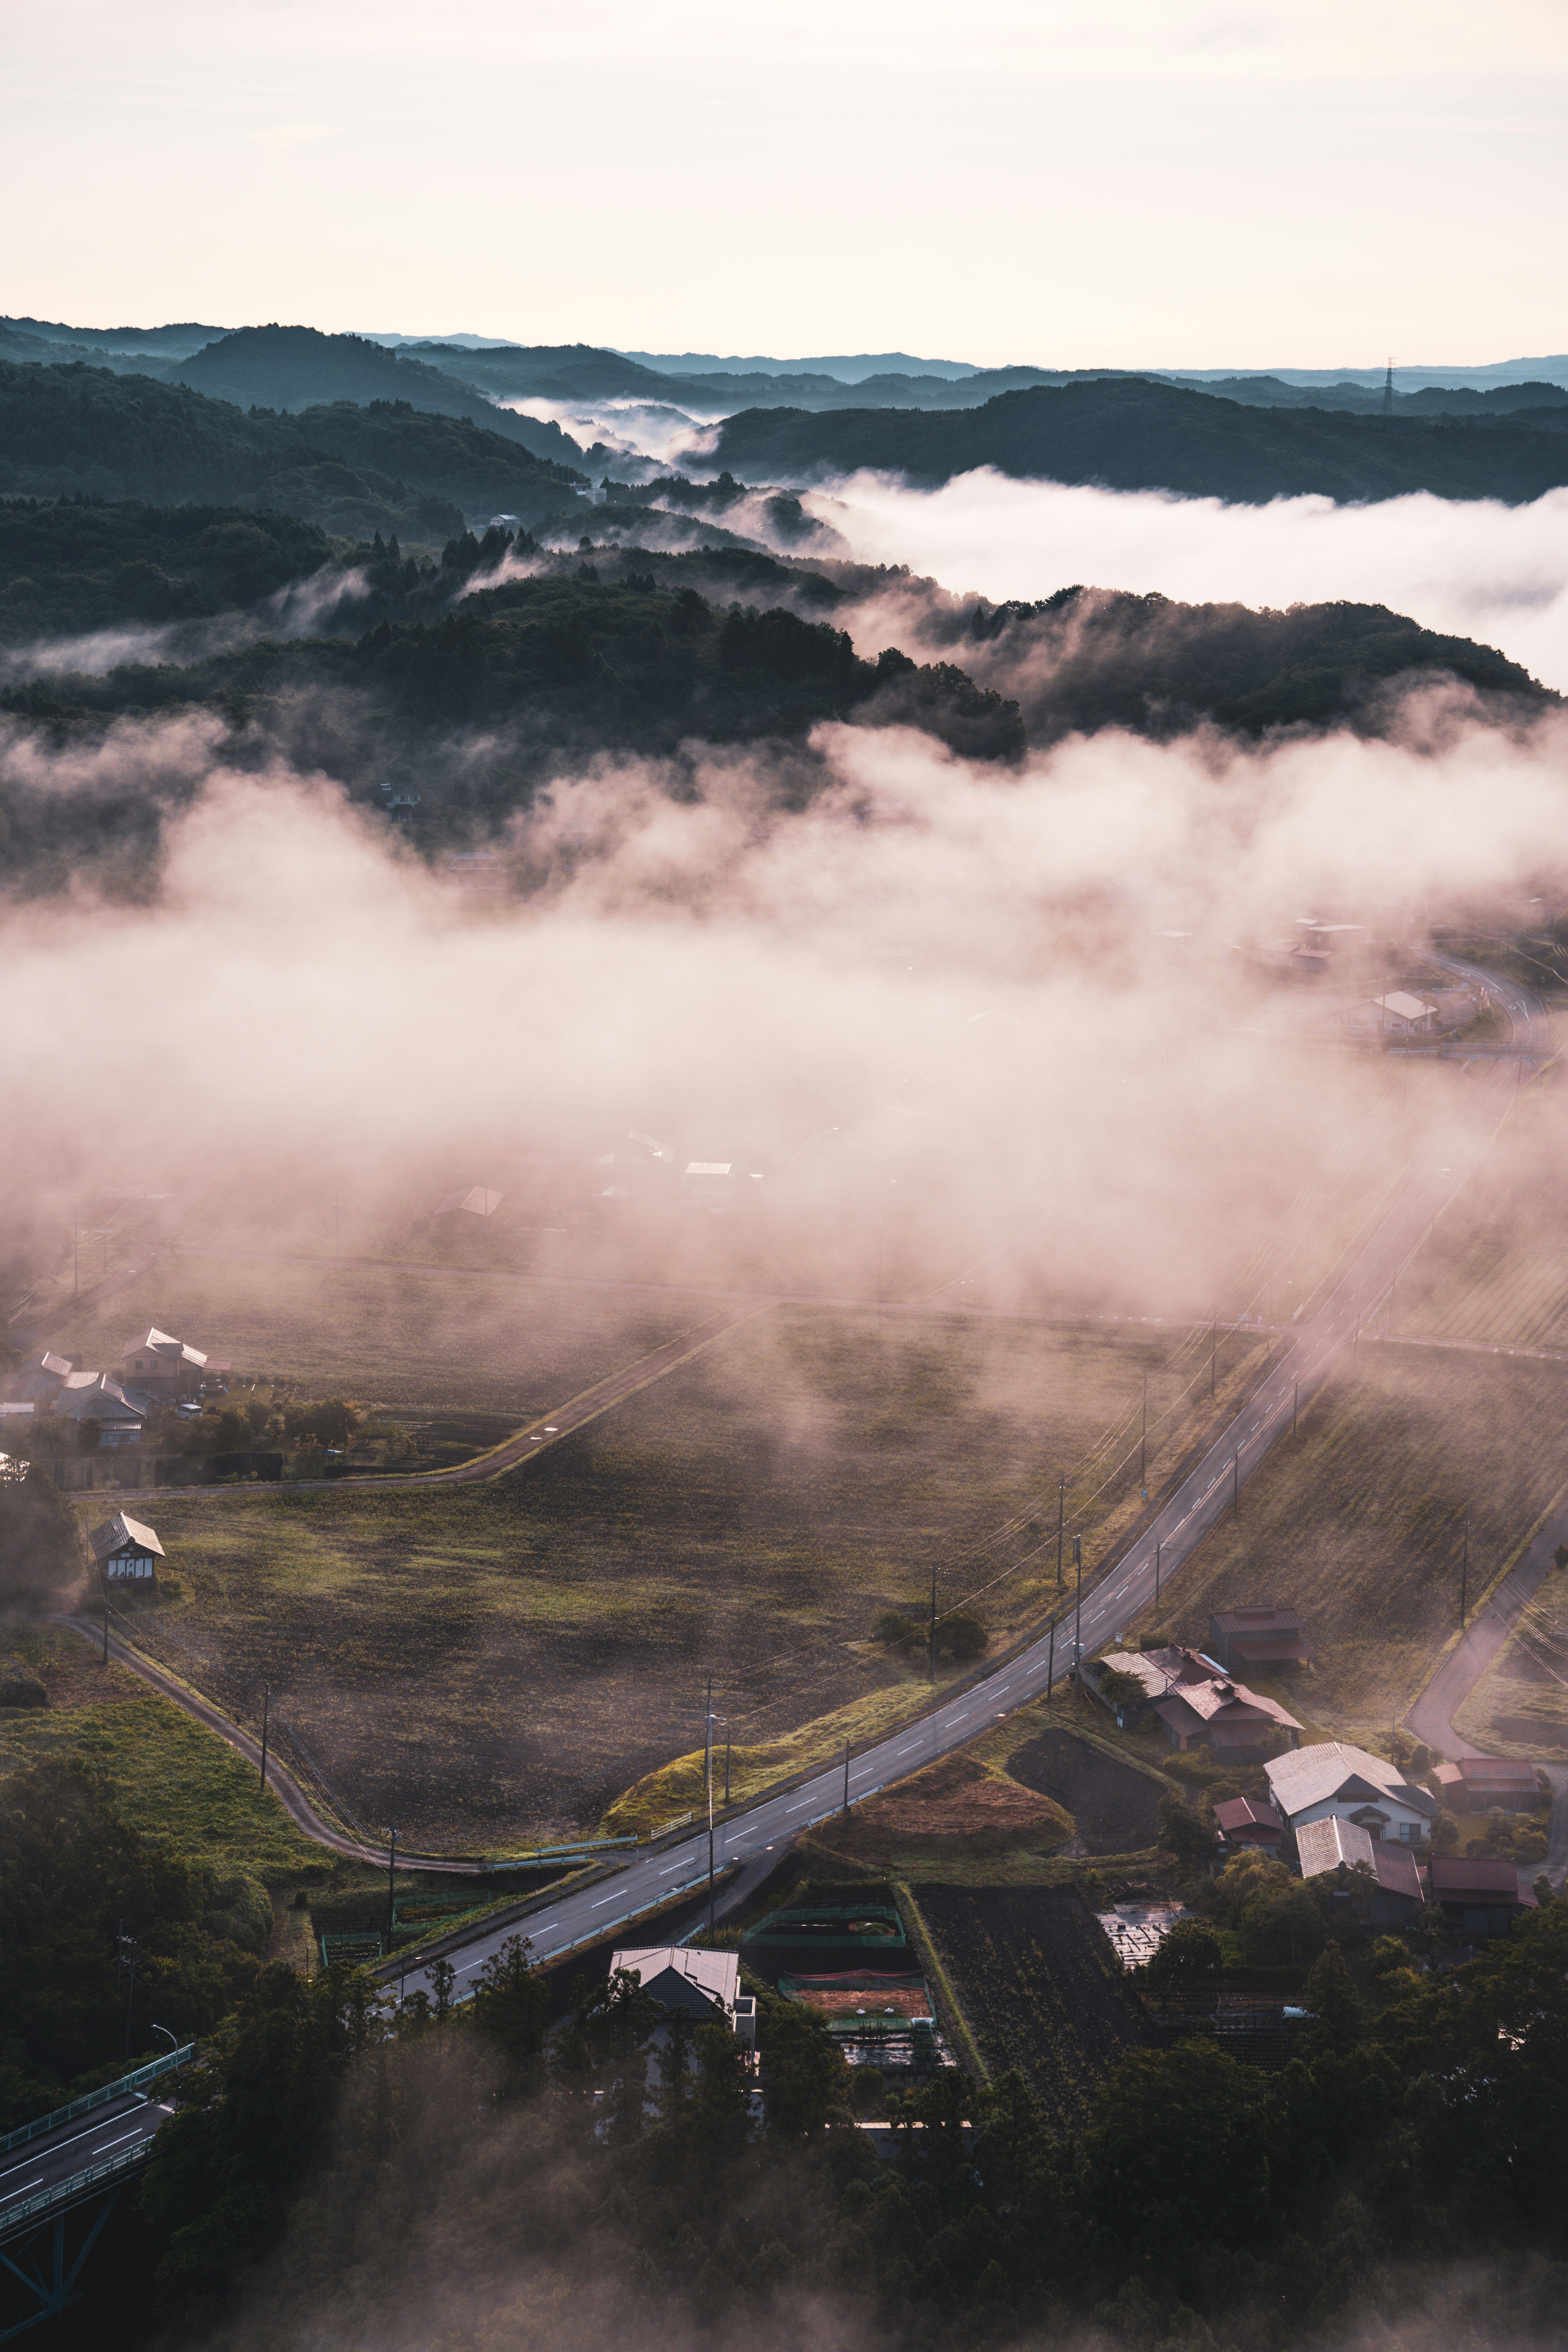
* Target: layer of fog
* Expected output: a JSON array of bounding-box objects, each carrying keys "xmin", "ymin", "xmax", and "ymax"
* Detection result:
[
  {"xmin": 501, "ymin": 394, "xmax": 711, "ymax": 472},
  {"xmin": 4, "ymin": 697, "xmax": 1563, "ymax": 1324},
  {"xmin": 808, "ymin": 470, "xmax": 1568, "ymax": 691},
  {"xmin": 0, "ymin": 562, "xmax": 368, "ymax": 686}
]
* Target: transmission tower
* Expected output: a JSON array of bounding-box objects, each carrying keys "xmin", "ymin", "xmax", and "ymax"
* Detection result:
[{"xmin": 1383, "ymin": 357, "xmax": 1394, "ymax": 417}]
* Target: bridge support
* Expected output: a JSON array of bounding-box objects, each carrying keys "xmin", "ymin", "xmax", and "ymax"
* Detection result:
[{"xmin": 0, "ymin": 2189, "xmax": 119, "ymax": 2341}]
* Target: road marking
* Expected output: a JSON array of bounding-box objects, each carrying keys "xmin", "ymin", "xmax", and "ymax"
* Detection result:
[
  {"xmin": 784, "ymin": 1800, "xmax": 813, "ymax": 1813},
  {"xmin": 90, "ymin": 2127, "xmax": 147, "ymax": 2154},
  {"xmin": 590, "ymin": 1893, "xmax": 620, "ymax": 1907}
]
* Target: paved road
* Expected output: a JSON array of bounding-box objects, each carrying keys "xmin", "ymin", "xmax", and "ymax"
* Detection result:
[
  {"xmin": 391, "ymin": 956, "xmax": 1548, "ymax": 2002},
  {"xmin": 0, "ymin": 2092, "xmax": 176, "ymax": 2234}
]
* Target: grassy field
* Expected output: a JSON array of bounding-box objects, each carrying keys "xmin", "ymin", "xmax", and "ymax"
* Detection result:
[
  {"xmin": 0, "ymin": 1624, "xmax": 323, "ymax": 1884},
  {"xmin": 1453, "ymin": 1561, "xmax": 1568, "ymax": 1757},
  {"xmin": 44, "ymin": 1253, "xmax": 720, "ymax": 1413},
  {"xmin": 77, "ymin": 1308, "xmax": 1265, "ymax": 1849},
  {"xmin": 1390, "ymin": 1077, "xmax": 1568, "ymax": 1351},
  {"xmin": 1126, "ymin": 1346, "xmax": 1568, "ymax": 1739}
]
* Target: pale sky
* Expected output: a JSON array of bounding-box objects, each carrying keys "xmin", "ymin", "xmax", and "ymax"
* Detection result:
[{"xmin": 7, "ymin": 0, "xmax": 1566, "ymax": 367}]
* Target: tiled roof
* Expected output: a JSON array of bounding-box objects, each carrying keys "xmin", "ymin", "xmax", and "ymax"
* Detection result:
[
  {"xmin": 1214, "ymin": 1797, "xmax": 1283, "ymax": 1833},
  {"xmin": 88, "ymin": 1512, "xmax": 164, "ymax": 1562},
  {"xmin": 1266, "ymin": 1742, "xmax": 1437, "ymax": 1820},
  {"xmin": 611, "ymin": 1946, "xmax": 739, "ymax": 2009},
  {"xmin": 1431, "ymin": 1858, "xmax": 1534, "ymax": 1904}
]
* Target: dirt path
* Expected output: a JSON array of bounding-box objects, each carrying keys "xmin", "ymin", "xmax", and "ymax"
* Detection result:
[{"xmin": 1406, "ymin": 1493, "xmax": 1568, "ymax": 1762}]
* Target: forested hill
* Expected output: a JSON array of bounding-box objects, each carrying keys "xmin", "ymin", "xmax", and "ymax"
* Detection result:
[
  {"xmin": 706, "ymin": 377, "xmax": 1568, "ymax": 503},
  {"xmin": 172, "ymin": 326, "xmax": 585, "ymax": 468},
  {"xmin": 0, "ymin": 362, "xmax": 588, "ymax": 542}
]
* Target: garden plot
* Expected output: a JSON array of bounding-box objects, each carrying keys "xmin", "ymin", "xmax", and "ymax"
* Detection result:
[
  {"xmin": 911, "ymin": 1884, "xmax": 1149, "ymax": 2133},
  {"xmin": 1005, "ymin": 1728, "xmax": 1164, "ymax": 1855},
  {"xmin": 89, "ymin": 1308, "xmax": 1257, "ymax": 1851}
]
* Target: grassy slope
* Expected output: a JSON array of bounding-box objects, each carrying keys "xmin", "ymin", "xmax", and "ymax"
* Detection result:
[
  {"xmin": 1129, "ymin": 1347, "xmax": 1568, "ymax": 1736},
  {"xmin": 0, "ymin": 1626, "xmax": 321, "ymax": 1883},
  {"xmin": 75, "ymin": 1307, "xmax": 1264, "ymax": 1848},
  {"xmin": 1453, "ymin": 1561, "xmax": 1568, "ymax": 1757}
]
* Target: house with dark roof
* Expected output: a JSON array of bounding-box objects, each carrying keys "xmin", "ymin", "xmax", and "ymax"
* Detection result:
[
  {"xmin": 1214, "ymin": 1796, "xmax": 1284, "ymax": 1862},
  {"xmin": 88, "ymin": 1512, "xmax": 164, "ymax": 1587},
  {"xmin": 14, "ymin": 1352, "xmax": 73, "ymax": 1405},
  {"xmin": 1266, "ymin": 1741, "xmax": 1437, "ymax": 1846},
  {"xmin": 1297, "ymin": 1816, "xmax": 1427, "ymax": 1926},
  {"xmin": 54, "ymin": 1373, "xmax": 149, "ymax": 1445},
  {"xmin": 1207, "ymin": 1606, "xmax": 1315, "ymax": 1675},
  {"xmin": 1432, "ymin": 1757, "xmax": 1541, "ymax": 1814},
  {"xmin": 121, "ymin": 1329, "xmax": 212, "ymax": 1399},
  {"xmin": 609, "ymin": 1946, "xmax": 755, "ymax": 2043},
  {"xmin": 1428, "ymin": 1857, "xmax": 1537, "ymax": 1937},
  {"xmin": 1091, "ymin": 1646, "xmax": 1302, "ymax": 1758}
]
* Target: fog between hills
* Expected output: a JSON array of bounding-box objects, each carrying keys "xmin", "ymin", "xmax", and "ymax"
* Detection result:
[
  {"xmin": 1, "ymin": 689, "xmax": 1562, "ymax": 1320},
  {"xmin": 807, "ymin": 473, "xmax": 1568, "ymax": 694}
]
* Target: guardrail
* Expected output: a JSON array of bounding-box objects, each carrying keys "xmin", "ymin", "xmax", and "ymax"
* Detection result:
[
  {"xmin": 0, "ymin": 2137, "xmax": 156, "ymax": 2242},
  {"xmin": 0, "ymin": 2045, "xmax": 194, "ymax": 2156}
]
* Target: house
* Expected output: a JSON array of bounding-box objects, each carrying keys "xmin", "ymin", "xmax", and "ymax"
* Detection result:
[
  {"xmin": 1088, "ymin": 1646, "xmax": 1302, "ymax": 1756},
  {"xmin": 14, "ymin": 1353, "xmax": 73, "ymax": 1404},
  {"xmin": 122, "ymin": 1329, "xmax": 209, "ymax": 1399},
  {"xmin": 1207, "ymin": 1606, "xmax": 1315, "ymax": 1675},
  {"xmin": 1432, "ymin": 1757, "xmax": 1541, "ymax": 1814},
  {"xmin": 1266, "ymin": 1741, "xmax": 1438, "ymax": 1846},
  {"xmin": 1428, "ymin": 1857, "xmax": 1537, "ymax": 1937},
  {"xmin": 1214, "ymin": 1796, "xmax": 1285, "ymax": 1862},
  {"xmin": 1297, "ymin": 1815, "xmax": 1427, "ymax": 1926},
  {"xmin": 88, "ymin": 1511, "xmax": 164, "ymax": 1586},
  {"xmin": 609, "ymin": 1946, "xmax": 755, "ymax": 2043},
  {"xmin": 53, "ymin": 1373, "xmax": 147, "ymax": 1445},
  {"xmin": 432, "ymin": 1187, "xmax": 503, "ymax": 1218}
]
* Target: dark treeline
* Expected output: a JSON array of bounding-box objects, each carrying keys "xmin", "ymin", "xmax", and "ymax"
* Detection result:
[
  {"xmin": 55, "ymin": 1889, "xmax": 1568, "ymax": 2351},
  {"xmin": 707, "ymin": 376, "xmax": 1568, "ymax": 502},
  {"xmin": 0, "ymin": 501, "xmax": 333, "ymax": 644},
  {"xmin": 0, "ymin": 362, "xmax": 585, "ymax": 543}
]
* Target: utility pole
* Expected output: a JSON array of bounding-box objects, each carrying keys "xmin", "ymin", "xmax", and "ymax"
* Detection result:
[
  {"xmin": 1210, "ymin": 1313, "xmax": 1217, "ymax": 1399},
  {"xmin": 843, "ymin": 1740, "xmax": 851, "ymax": 1815},
  {"xmin": 1232, "ymin": 1452, "xmax": 1239, "ymax": 1515},
  {"xmin": 1460, "ymin": 1517, "xmax": 1469, "ymax": 1628},
  {"xmin": 259, "ymin": 1683, "xmax": 270, "ymax": 1791},
  {"xmin": 121, "ymin": 1933, "xmax": 138, "ymax": 2060},
  {"xmin": 385, "ymin": 1824, "xmax": 397, "ymax": 1951},
  {"xmin": 1140, "ymin": 1374, "xmax": 1147, "ymax": 1491},
  {"xmin": 101, "ymin": 1569, "xmax": 111, "ymax": 1665},
  {"xmin": 724, "ymin": 1725, "xmax": 731, "ymax": 1806},
  {"xmin": 1073, "ymin": 1535, "xmax": 1083, "ymax": 1684},
  {"xmin": 929, "ymin": 1559, "xmax": 938, "ymax": 1682},
  {"xmin": 1292, "ymin": 1379, "xmax": 1299, "ymax": 1438},
  {"xmin": 1047, "ymin": 1618, "xmax": 1055, "ymax": 1699},
  {"xmin": 706, "ymin": 1682, "xmax": 716, "ymax": 1938},
  {"xmin": 1154, "ymin": 1539, "xmax": 1161, "ymax": 1616},
  {"xmin": 1056, "ymin": 1474, "xmax": 1066, "ymax": 1588}
]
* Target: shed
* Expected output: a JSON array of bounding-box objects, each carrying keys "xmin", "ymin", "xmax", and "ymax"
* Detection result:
[
  {"xmin": 1432, "ymin": 1757, "xmax": 1540, "ymax": 1814},
  {"xmin": 88, "ymin": 1512, "xmax": 164, "ymax": 1586},
  {"xmin": 1214, "ymin": 1796, "xmax": 1284, "ymax": 1860},
  {"xmin": 1207, "ymin": 1606, "xmax": 1315, "ymax": 1674},
  {"xmin": 1429, "ymin": 1857, "xmax": 1537, "ymax": 1937}
]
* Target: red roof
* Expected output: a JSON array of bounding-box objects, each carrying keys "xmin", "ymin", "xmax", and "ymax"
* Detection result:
[
  {"xmin": 1210, "ymin": 1606, "xmax": 1305, "ymax": 1636},
  {"xmin": 1455, "ymin": 1758, "xmax": 1538, "ymax": 1790},
  {"xmin": 1431, "ymin": 1857, "xmax": 1534, "ymax": 1904},
  {"xmin": 1214, "ymin": 1797, "xmax": 1283, "ymax": 1834}
]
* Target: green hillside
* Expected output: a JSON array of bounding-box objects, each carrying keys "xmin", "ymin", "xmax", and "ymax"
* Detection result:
[
  {"xmin": 172, "ymin": 324, "xmax": 586, "ymax": 468},
  {"xmin": 0, "ymin": 360, "xmax": 586, "ymax": 540},
  {"xmin": 707, "ymin": 376, "xmax": 1568, "ymax": 502},
  {"xmin": 0, "ymin": 500, "xmax": 333, "ymax": 643}
]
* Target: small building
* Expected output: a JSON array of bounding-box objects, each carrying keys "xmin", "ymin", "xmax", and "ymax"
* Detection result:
[
  {"xmin": 1432, "ymin": 1757, "xmax": 1541, "ymax": 1814},
  {"xmin": 609, "ymin": 1946, "xmax": 753, "ymax": 2042},
  {"xmin": 14, "ymin": 1352, "xmax": 73, "ymax": 1404},
  {"xmin": 432, "ymin": 1187, "xmax": 503, "ymax": 1218},
  {"xmin": 1214, "ymin": 1796, "xmax": 1285, "ymax": 1862},
  {"xmin": 54, "ymin": 1372, "xmax": 146, "ymax": 1445},
  {"xmin": 1266, "ymin": 1741, "xmax": 1437, "ymax": 1846},
  {"xmin": 1428, "ymin": 1856, "xmax": 1537, "ymax": 1938},
  {"xmin": 122, "ymin": 1328, "xmax": 209, "ymax": 1399},
  {"xmin": 88, "ymin": 1511, "xmax": 164, "ymax": 1586},
  {"xmin": 1207, "ymin": 1606, "xmax": 1315, "ymax": 1675},
  {"xmin": 1297, "ymin": 1815, "xmax": 1426, "ymax": 1926},
  {"xmin": 1087, "ymin": 1645, "xmax": 1302, "ymax": 1757}
]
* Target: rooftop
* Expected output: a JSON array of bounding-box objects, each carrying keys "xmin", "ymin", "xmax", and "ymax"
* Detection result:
[
  {"xmin": 1211, "ymin": 1606, "xmax": 1304, "ymax": 1636},
  {"xmin": 88, "ymin": 1512, "xmax": 164, "ymax": 1563},
  {"xmin": 1266, "ymin": 1741, "xmax": 1437, "ymax": 1821},
  {"xmin": 610, "ymin": 1946, "xmax": 739, "ymax": 2010},
  {"xmin": 1430, "ymin": 1858, "xmax": 1536, "ymax": 1904},
  {"xmin": 1214, "ymin": 1796, "xmax": 1283, "ymax": 1834}
]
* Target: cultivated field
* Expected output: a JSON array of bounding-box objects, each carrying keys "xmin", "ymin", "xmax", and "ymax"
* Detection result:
[
  {"xmin": 1136, "ymin": 1346, "xmax": 1568, "ymax": 1736},
  {"xmin": 46, "ymin": 1253, "xmax": 721, "ymax": 1413},
  {"xmin": 1453, "ymin": 1561, "xmax": 1568, "ymax": 1758},
  {"xmin": 82, "ymin": 1308, "xmax": 1265, "ymax": 1850},
  {"xmin": 910, "ymin": 1884, "xmax": 1149, "ymax": 2132}
]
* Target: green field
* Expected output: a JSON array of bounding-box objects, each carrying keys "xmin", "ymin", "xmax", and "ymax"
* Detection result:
[
  {"xmin": 80, "ymin": 1307, "xmax": 1265, "ymax": 1849},
  {"xmin": 1131, "ymin": 1346, "xmax": 1568, "ymax": 1737},
  {"xmin": 45, "ymin": 1252, "xmax": 720, "ymax": 1412},
  {"xmin": 0, "ymin": 1626, "xmax": 322, "ymax": 1884}
]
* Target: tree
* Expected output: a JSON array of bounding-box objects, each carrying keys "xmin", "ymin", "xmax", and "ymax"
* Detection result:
[
  {"xmin": 77, "ymin": 1417, "xmax": 101, "ymax": 1454},
  {"xmin": 1095, "ymin": 1665, "xmax": 1149, "ymax": 1715},
  {"xmin": 1158, "ymin": 1791, "xmax": 1216, "ymax": 1870},
  {"xmin": 1301, "ymin": 1943, "xmax": 1366, "ymax": 2054},
  {"xmin": 1144, "ymin": 1920, "xmax": 1224, "ymax": 2009},
  {"xmin": 758, "ymin": 1993, "xmax": 848, "ymax": 2134},
  {"xmin": 0, "ymin": 1465, "xmax": 85, "ymax": 1608},
  {"xmin": 470, "ymin": 1933, "xmax": 549, "ymax": 2074}
]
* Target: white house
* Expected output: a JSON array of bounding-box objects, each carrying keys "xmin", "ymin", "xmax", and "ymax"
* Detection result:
[
  {"xmin": 1265, "ymin": 1741, "xmax": 1438, "ymax": 1847},
  {"xmin": 88, "ymin": 1511, "xmax": 164, "ymax": 1586}
]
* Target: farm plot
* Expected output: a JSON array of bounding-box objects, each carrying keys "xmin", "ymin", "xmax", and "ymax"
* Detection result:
[
  {"xmin": 47, "ymin": 1253, "xmax": 718, "ymax": 1413},
  {"xmin": 1453, "ymin": 1561, "xmax": 1568, "ymax": 1758},
  {"xmin": 1131, "ymin": 1347, "xmax": 1568, "ymax": 1736},
  {"xmin": 91, "ymin": 1308, "xmax": 1262, "ymax": 1852},
  {"xmin": 1005, "ymin": 1728, "xmax": 1163, "ymax": 1855},
  {"xmin": 911, "ymin": 1884, "xmax": 1148, "ymax": 2133}
]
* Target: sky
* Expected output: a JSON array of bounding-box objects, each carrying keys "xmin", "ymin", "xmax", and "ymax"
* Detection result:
[{"xmin": 7, "ymin": 0, "xmax": 1567, "ymax": 367}]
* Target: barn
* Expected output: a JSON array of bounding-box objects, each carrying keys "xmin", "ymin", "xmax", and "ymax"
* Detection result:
[{"xmin": 88, "ymin": 1512, "xmax": 165, "ymax": 1587}]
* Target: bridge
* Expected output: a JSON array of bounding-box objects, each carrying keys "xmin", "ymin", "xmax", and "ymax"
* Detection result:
[{"xmin": 0, "ymin": 2046, "xmax": 190, "ymax": 2341}]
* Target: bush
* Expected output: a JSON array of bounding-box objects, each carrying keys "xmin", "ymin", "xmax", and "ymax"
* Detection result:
[
  {"xmin": 934, "ymin": 1611, "xmax": 987, "ymax": 1664},
  {"xmin": 873, "ymin": 1610, "xmax": 920, "ymax": 1649},
  {"xmin": 0, "ymin": 1675, "xmax": 47, "ymax": 1708},
  {"xmin": 1158, "ymin": 1793, "xmax": 1216, "ymax": 1869},
  {"xmin": 1144, "ymin": 1920, "xmax": 1224, "ymax": 2007},
  {"xmin": 200, "ymin": 1869, "xmax": 274, "ymax": 1954},
  {"xmin": 0, "ymin": 1467, "xmax": 86, "ymax": 1608}
]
